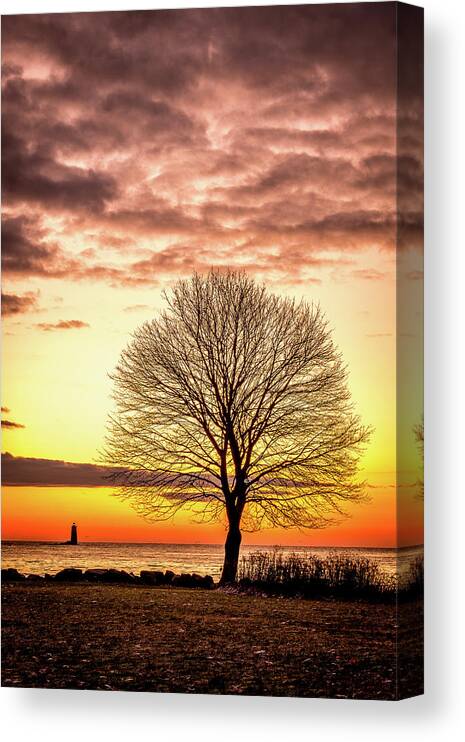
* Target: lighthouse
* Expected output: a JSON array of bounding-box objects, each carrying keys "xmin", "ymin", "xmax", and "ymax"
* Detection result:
[{"xmin": 70, "ymin": 522, "xmax": 78, "ymax": 545}]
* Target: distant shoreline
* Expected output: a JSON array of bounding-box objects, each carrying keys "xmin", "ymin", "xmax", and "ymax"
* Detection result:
[{"xmin": 1, "ymin": 539, "xmax": 424, "ymax": 550}]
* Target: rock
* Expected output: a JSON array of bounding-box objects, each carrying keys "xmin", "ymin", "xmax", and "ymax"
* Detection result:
[
  {"xmin": 54, "ymin": 567, "xmax": 83, "ymax": 582},
  {"xmin": 2, "ymin": 568, "xmax": 26, "ymax": 582},
  {"xmin": 191, "ymin": 573, "xmax": 215, "ymax": 589},
  {"xmin": 140, "ymin": 570, "xmax": 164, "ymax": 585},
  {"xmin": 44, "ymin": 573, "xmax": 55, "ymax": 582},
  {"xmin": 26, "ymin": 574, "xmax": 44, "ymax": 581},
  {"xmin": 101, "ymin": 568, "xmax": 136, "ymax": 584},
  {"xmin": 164, "ymin": 570, "xmax": 175, "ymax": 584},
  {"xmin": 170, "ymin": 572, "xmax": 215, "ymax": 589},
  {"xmin": 202, "ymin": 575, "xmax": 215, "ymax": 589},
  {"xmin": 94, "ymin": 568, "xmax": 137, "ymax": 584},
  {"xmin": 117, "ymin": 569, "xmax": 137, "ymax": 583},
  {"xmin": 84, "ymin": 568, "xmax": 108, "ymax": 582},
  {"xmin": 84, "ymin": 568, "xmax": 136, "ymax": 584},
  {"xmin": 191, "ymin": 573, "xmax": 207, "ymax": 588},
  {"xmin": 101, "ymin": 569, "xmax": 121, "ymax": 583},
  {"xmin": 173, "ymin": 573, "xmax": 198, "ymax": 588}
]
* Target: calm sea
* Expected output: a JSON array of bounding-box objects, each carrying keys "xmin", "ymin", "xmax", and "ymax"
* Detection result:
[{"xmin": 1, "ymin": 541, "xmax": 423, "ymax": 580}]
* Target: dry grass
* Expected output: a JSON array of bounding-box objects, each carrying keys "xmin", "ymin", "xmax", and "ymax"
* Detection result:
[
  {"xmin": 238, "ymin": 551, "xmax": 423, "ymax": 602},
  {"xmin": 2, "ymin": 582, "xmax": 422, "ymax": 699}
]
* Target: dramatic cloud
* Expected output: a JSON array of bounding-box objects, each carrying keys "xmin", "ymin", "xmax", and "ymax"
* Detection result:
[
  {"xmin": 2, "ymin": 290, "xmax": 39, "ymax": 315},
  {"xmin": 1, "ymin": 215, "xmax": 66, "ymax": 277},
  {"xmin": 36, "ymin": 319, "xmax": 90, "ymax": 331},
  {"xmin": 1, "ymin": 4, "xmax": 423, "ymax": 293},
  {"xmin": 3, "ymin": 130, "xmax": 118, "ymax": 213}
]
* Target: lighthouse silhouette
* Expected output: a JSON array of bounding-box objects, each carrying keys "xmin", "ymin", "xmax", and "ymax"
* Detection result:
[{"xmin": 70, "ymin": 522, "xmax": 78, "ymax": 545}]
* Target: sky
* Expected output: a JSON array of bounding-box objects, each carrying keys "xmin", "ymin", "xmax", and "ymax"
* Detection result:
[{"xmin": 1, "ymin": 3, "xmax": 423, "ymax": 546}]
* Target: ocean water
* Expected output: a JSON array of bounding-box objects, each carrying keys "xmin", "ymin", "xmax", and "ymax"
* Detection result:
[{"xmin": 1, "ymin": 541, "xmax": 422, "ymax": 580}]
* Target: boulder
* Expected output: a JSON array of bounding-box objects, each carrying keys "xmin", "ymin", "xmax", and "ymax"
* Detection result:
[
  {"xmin": 170, "ymin": 572, "xmax": 215, "ymax": 589},
  {"xmin": 84, "ymin": 568, "xmax": 136, "ymax": 584},
  {"xmin": 84, "ymin": 568, "xmax": 108, "ymax": 582},
  {"xmin": 164, "ymin": 570, "xmax": 175, "ymax": 584},
  {"xmin": 140, "ymin": 570, "xmax": 165, "ymax": 585},
  {"xmin": 191, "ymin": 573, "xmax": 215, "ymax": 589},
  {"xmin": 101, "ymin": 568, "xmax": 136, "ymax": 584},
  {"xmin": 2, "ymin": 568, "xmax": 26, "ymax": 582},
  {"xmin": 54, "ymin": 567, "xmax": 83, "ymax": 582},
  {"xmin": 202, "ymin": 575, "xmax": 215, "ymax": 589},
  {"xmin": 26, "ymin": 574, "xmax": 44, "ymax": 581},
  {"xmin": 101, "ymin": 568, "xmax": 121, "ymax": 583},
  {"xmin": 173, "ymin": 573, "xmax": 197, "ymax": 588}
]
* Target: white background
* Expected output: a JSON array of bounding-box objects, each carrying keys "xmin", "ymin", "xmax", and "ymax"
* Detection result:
[{"xmin": 1, "ymin": 0, "xmax": 464, "ymax": 740}]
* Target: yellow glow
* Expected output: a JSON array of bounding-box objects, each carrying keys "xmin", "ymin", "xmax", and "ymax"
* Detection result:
[{"xmin": 2, "ymin": 243, "xmax": 422, "ymax": 546}]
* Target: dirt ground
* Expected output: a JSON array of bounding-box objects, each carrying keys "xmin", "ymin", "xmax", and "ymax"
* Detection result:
[{"xmin": 1, "ymin": 583, "xmax": 423, "ymax": 699}]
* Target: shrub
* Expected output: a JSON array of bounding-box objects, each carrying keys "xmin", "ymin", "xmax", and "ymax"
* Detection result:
[{"xmin": 237, "ymin": 550, "xmax": 421, "ymax": 602}]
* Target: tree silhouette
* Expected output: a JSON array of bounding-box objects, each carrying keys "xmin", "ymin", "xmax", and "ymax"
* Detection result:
[{"xmin": 104, "ymin": 271, "xmax": 371, "ymax": 583}]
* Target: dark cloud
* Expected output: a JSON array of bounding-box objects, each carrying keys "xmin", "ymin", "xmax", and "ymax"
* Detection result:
[
  {"xmin": 1, "ymin": 452, "xmax": 192, "ymax": 487},
  {"xmin": 1, "ymin": 452, "xmax": 115, "ymax": 486},
  {"xmin": 1, "ymin": 3, "xmax": 422, "ymax": 288},
  {"xmin": 1, "ymin": 407, "xmax": 11, "ymax": 413},
  {"xmin": 1, "ymin": 215, "xmax": 66, "ymax": 277},
  {"xmin": 1, "ymin": 215, "xmax": 153, "ymax": 287},
  {"xmin": 2, "ymin": 130, "xmax": 118, "ymax": 213},
  {"xmin": 101, "ymin": 91, "xmax": 206, "ymax": 149},
  {"xmin": 36, "ymin": 319, "xmax": 90, "ymax": 331},
  {"xmin": 102, "ymin": 204, "xmax": 204, "ymax": 235},
  {"xmin": 2, "ymin": 290, "xmax": 39, "ymax": 315},
  {"xmin": 1, "ymin": 10, "xmax": 206, "ymax": 98},
  {"xmin": 228, "ymin": 153, "xmax": 358, "ymax": 199},
  {"xmin": 2, "ymin": 420, "xmax": 25, "ymax": 429}
]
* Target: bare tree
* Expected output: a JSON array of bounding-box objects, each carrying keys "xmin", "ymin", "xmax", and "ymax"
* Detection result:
[{"xmin": 103, "ymin": 271, "xmax": 371, "ymax": 583}]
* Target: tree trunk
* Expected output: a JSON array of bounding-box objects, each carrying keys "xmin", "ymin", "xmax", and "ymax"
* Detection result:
[{"xmin": 219, "ymin": 523, "xmax": 242, "ymax": 585}]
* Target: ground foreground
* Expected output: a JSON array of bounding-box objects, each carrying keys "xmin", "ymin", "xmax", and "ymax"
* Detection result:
[{"xmin": 1, "ymin": 584, "xmax": 423, "ymax": 699}]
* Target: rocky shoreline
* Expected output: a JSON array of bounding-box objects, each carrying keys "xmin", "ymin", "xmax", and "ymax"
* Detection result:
[{"xmin": 2, "ymin": 566, "xmax": 215, "ymax": 589}]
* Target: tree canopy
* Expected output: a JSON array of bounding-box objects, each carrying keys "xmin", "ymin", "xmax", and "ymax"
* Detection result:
[{"xmin": 104, "ymin": 270, "xmax": 371, "ymax": 581}]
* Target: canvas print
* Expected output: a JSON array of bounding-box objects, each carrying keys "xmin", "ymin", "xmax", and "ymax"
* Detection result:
[{"xmin": 1, "ymin": 2, "xmax": 424, "ymax": 700}]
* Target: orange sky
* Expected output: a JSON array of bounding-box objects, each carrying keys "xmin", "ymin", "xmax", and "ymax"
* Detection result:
[{"xmin": 1, "ymin": 5, "xmax": 423, "ymax": 547}]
